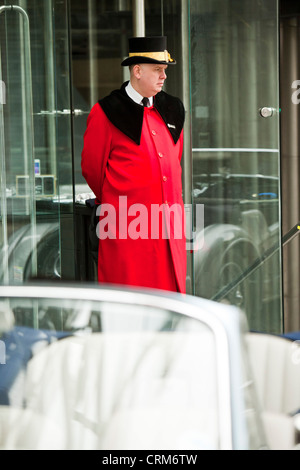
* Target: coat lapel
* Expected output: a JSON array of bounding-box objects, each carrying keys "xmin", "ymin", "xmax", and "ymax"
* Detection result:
[{"xmin": 99, "ymin": 82, "xmax": 185, "ymax": 145}]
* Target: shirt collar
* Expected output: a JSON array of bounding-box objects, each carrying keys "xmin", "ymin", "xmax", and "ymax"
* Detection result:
[{"xmin": 125, "ymin": 81, "xmax": 153, "ymax": 107}]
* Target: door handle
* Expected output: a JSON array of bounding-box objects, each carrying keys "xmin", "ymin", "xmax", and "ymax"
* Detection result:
[{"xmin": 259, "ymin": 107, "xmax": 279, "ymax": 118}]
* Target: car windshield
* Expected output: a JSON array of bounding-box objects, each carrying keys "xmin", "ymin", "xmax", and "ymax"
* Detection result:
[{"xmin": 0, "ymin": 288, "xmax": 221, "ymax": 450}]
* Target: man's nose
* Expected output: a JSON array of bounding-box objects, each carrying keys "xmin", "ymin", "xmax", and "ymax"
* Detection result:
[{"xmin": 161, "ymin": 70, "xmax": 167, "ymax": 79}]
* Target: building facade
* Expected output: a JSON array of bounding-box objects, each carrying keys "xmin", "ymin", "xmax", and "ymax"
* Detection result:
[{"xmin": 0, "ymin": 0, "xmax": 299, "ymax": 333}]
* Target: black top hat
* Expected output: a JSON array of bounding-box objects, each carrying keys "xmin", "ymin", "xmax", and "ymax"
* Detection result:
[{"xmin": 121, "ymin": 36, "xmax": 176, "ymax": 66}]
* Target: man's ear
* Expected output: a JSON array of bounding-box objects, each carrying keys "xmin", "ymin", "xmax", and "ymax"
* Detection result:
[{"xmin": 132, "ymin": 64, "xmax": 142, "ymax": 79}]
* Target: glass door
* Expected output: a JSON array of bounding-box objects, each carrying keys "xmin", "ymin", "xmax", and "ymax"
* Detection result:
[
  {"xmin": 0, "ymin": 3, "xmax": 37, "ymax": 284},
  {"xmin": 0, "ymin": 0, "xmax": 74, "ymax": 284},
  {"xmin": 190, "ymin": 0, "xmax": 282, "ymax": 333}
]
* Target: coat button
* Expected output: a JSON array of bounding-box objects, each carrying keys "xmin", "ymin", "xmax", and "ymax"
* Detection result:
[
  {"xmin": 163, "ymin": 176, "xmax": 168, "ymax": 182},
  {"xmin": 152, "ymin": 130, "xmax": 157, "ymax": 136},
  {"xmin": 158, "ymin": 152, "xmax": 163, "ymax": 158}
]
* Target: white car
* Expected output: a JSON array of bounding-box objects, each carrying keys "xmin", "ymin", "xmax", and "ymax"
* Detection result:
[{"xmin": 0, "ymin": 285, "xmax": 299, "ymax": 450}]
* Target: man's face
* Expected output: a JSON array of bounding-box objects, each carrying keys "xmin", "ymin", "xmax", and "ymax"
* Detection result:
[{"xmin": 134, "ymin": 63, "xmax": 168, "ymax": 97}]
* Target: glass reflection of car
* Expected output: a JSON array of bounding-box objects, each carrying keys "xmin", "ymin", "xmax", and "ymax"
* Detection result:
[
  {"xmin": 0, "ymin": 284, "xmax": 267, "ymax": 450},
  {"xmin": 192, "ymin": 174, "xmax": 280, "ymax": 318}
]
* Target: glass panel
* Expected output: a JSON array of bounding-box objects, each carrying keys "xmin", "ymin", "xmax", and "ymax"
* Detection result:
[
  {"xmin": 0, "ymin": 0, "xmax": 74, "ymax": 284},
  {"xmin": 71, "ymin": 0, "xmax": 133, "ymax": 193},
  {"xmin": 190, "ymin": 0, "xmax": 282, "ymax": 333},
  {"xmin": 0, "ymin": 3, "xmax": 37, "ymax": 284},
  {"xmin": 0, "ymin": 291, "xmax": 221, "ymax": 450},
  {"xmin": 70, "ymin": 0, "xmax": 134, "ymax": 281}
]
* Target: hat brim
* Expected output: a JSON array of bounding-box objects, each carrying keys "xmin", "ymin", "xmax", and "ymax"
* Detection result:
[{"xmin": 121, "ymin": 56, "xmax": 176, "ymax": 66}]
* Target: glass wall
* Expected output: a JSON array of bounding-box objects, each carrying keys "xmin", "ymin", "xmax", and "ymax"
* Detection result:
[
  {"xmin": 0, "ymin": 0, "xmax": 283, "ymax": 333},
  {"xmin": 71, "ymin": 0, "xmax": 283, "ymax": 332},
  {"xmin": 70, "ymin": 0, "xmax": 134, "ymax": 280},
  {"xmin": 71, "ymin": 0, "xmax": 133, "ymax": 194},
  {"xmin": 190, "ymin": 0, "xmax": 282, "ymax": 333},
  {"xmin": 0, "ymin": 0, "xmax": 74, "ymax": 283},
  {"xmin": 138, "ymin": 0, "xmax": 283, "ymax": 333}
]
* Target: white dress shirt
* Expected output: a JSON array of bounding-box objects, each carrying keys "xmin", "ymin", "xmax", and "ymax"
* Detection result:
[{"xmin": 125, "ymin": 81, "xmax": 153, "ymax": 107}]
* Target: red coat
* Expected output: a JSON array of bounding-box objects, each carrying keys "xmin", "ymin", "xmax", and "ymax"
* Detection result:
[{"xmin": 82, "ymin": 88, "xmax": 186, "ymax": 293}]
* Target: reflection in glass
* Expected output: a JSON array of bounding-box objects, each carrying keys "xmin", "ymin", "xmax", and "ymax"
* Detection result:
[
  {"xmin": 0, "ymin": 0, "xmax": 74, "ymax": 284},
  {"xmin": 0, "ymin": 0, "xmax": 284, "ymax": 335},
  {"xmin": 190, "ymin": 0, "xmax": 282, "ymax": 333}
]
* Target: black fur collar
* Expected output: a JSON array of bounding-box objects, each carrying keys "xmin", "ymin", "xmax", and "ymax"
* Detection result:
[{"xmin": 99, "ymin": 82, "xmax": 185, "ymax": 145}]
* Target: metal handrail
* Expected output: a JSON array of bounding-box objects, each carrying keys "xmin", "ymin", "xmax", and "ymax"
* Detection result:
[{"xmin": 212, "ymin": 223, "xmax": 300, "ymax": 303}]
